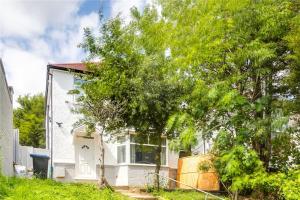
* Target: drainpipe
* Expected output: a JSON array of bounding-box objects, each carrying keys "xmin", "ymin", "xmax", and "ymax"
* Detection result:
[{"xmin": 49, "ymin": 72, "xmax": 54, "ymax": 179}]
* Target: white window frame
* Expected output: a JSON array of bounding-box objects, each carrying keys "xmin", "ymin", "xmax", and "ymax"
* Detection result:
[{"xmin": 129, "ymin": 134, "xmax": 167, "ymax": 166}]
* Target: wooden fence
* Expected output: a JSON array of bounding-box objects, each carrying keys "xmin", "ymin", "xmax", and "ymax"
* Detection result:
[{"xmin": 176, "ymin": 154, "xmax": 220, "ymax": 191}]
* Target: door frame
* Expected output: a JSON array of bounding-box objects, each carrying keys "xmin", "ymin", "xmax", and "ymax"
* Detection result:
[{"xmin": 75, "ymin": 137, "xmax": 96, "ymax": 179}]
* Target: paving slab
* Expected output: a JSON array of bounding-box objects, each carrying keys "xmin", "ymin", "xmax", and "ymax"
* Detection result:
[{"xmin": 116, "ymin": 189, "xmax": 157, "ymax": 200}]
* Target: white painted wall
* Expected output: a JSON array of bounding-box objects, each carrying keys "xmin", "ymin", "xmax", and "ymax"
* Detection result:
[
  {"xmin": 47, "ymin": 68, "xmax": 179, "ymax": 186},
  {"xmin": 51, "ymin": 69, "xmax": 77, "ymax": 163},
  {"xmin": 0, "ymin": 60, "xmax": 14, "ymax": 176},
  {"xmin": 16, "ymin": 145, "xmax": 49, "ymax": 170},
  {"xmin": 128, "ymin": 165, "xmax": 169, "ymax": 187},
  {"xmin": 49, "ymin": 69, "xmax": 119, "ymax": 166}
]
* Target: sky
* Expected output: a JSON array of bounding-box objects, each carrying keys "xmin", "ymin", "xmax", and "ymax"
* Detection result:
[{"xmin": 0, "ymin": 0, "xmax": 150, "ymax": 107}]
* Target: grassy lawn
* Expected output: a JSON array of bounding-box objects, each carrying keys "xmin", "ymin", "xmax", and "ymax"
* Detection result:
[
  {"xmin": 0, "ymin": 176, "xmax": 130, "ymax": 200},
  {"xmin": 153, "ymin": 190, "xmax": 226, "ymax": 200}
]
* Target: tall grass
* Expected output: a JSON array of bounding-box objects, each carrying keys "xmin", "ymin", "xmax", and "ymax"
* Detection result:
[{"xmin": 0, "ymin": 176, "xmax": 129, "ymax": 200}]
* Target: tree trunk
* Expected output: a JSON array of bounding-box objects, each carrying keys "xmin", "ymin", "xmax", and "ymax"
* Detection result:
[
  {"xmin": 154, "ymin": 134, "xmax": 162, "ymax": 190},
  {"xmin": 234, "ymin": 191, "xmax": 238, "ymax": 200},
  {"xmin": 98, "ymin": 131, "xmax": 106, "ymax": 188},
  {"xmin": 251, "ymin": 73, "xmax": 273, "ymax": 170},
  {"xmin": 263, "ymin": 73, "xmax": 273, "ymax": 170},
  {"xmin": 251, "ymin": 75, "xmax": 265, "ymax": 162}
]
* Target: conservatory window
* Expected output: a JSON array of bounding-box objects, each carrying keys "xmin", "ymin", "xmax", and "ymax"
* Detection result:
[
  {"xmin": 130, "ymin": 135, "xmax": 167, "ymax": 165},
  {"xmin": 117, "ymin": 145, "xmax": 126, "ymax": 163}
]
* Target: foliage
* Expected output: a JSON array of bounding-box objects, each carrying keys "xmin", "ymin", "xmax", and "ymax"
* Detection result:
[
  {"xmin": 78, "ymin": 0, "xmax": 300, "ymax": 195},
  {"xmin": 249, "ymin": 168, "xmax": 300, "ymax": 200},
  {"xmin": 214, "ymin": 146, "xmax": 265, "ymax": 192},
  {"xmin": 80, "ymin": 5, "xmax": 186, "ymax": 189},
  {"xmin": 198, "ymin": 159, "xmax": 214, "ymax": 172},
  {"xmin": 69, "ymin": 72, "xmax": 126, "ymax": 187},
  {"xmin": 13, "ymin": 94, "xmax": 45, "ymax": 148},
  {"xmin": 156, "ymin": 0, "xmax": 300, "ymax": 197},
  {"xmin": 281, "ymin": 168, "xmax": 300, "ymax": 200},
  {"xmin": 0, "ymin": 176, "xmax": 130, "ymax": 200}
]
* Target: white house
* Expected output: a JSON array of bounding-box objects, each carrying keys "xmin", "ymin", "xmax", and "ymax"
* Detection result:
[
  {"xmin": 0, "ymin": 59, "xmax": 14, "ymax": 176},
  {"xmin": 45, "ymin": 63, "xmax": 179, "ymax": 187}
]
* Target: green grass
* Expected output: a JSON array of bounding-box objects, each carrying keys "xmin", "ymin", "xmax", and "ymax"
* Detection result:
[
  {"xmin": 0, "ymin": 176, "xmax": 130, "ymax": 200},
  {"xmin": 153, "ymin": 190, "xmax": 226, "ymax": 200}
]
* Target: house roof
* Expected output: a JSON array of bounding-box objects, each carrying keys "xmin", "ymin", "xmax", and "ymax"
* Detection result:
[{"xmin": 48, "ymin": 63, "xmax": 87, "ymax": 72}]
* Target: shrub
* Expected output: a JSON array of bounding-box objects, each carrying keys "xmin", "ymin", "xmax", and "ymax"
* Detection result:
[
  {"xmin": 214, "ymin": 145, "xmax": 300, "ymax": 199},
  {"xmin": 214, "ymin": 145, "xmax": 265, "ymax": 193},
  {"xmin": 249, "ymin": 168, "xmax": 300, "ymax": 200}
]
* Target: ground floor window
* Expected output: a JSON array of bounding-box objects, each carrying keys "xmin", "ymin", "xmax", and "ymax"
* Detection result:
[
  {"xmin": 117, "ymin": 134, "xmax": 167, "ymax": 165},
  {"xmin": 117, "ymin": 145, "xmax": 126, "ymax": 163},
  {"xmin": 130, "ymin": 144, "xmax": 166, "ymax": 165}
]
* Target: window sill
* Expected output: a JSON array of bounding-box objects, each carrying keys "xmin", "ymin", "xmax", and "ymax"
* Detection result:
[
  {"xmin": 74, "ymin": 176, "xmax": 97, "ymax": 180},
  {"xmin": 117, "ymin": 163, "xmax": 169, "ymax": 168}
]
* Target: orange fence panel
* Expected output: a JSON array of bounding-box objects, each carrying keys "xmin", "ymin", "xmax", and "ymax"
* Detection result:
[{"xmin": 176, "ymin": 155, "xmax": 220, "ymax": 191}]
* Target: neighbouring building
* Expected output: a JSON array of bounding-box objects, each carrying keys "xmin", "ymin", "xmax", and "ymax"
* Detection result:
[
  {"xmin": 0, "ymin": 59, "xmax": 14, "ymax": 176},
  {"xmin": 45, "ymin": 63, "xmax": 179, "ymax": 187}
]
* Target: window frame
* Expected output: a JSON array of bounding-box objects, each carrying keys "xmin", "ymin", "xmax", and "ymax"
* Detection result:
[
  {"xmin": 117, "ymin": 145, "xmax": 126, "ymax": 164},
  {"xmin": 129, "ymin": 134, "xmax": 167, "ymax": 166}
]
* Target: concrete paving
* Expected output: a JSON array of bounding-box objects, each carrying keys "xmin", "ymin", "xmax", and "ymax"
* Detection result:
[{"xmin": 116, "ymin": 189, "xmax": 158, "ymax": 200}]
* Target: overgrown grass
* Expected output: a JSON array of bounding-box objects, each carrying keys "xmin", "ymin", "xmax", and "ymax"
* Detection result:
[
  {"xmin": 153, "ymin": 190, "xmax": 225, "ymax": 200},
  {"xmin": 0, "ymin": 176, "xmax": 130, "ymax": 200}
]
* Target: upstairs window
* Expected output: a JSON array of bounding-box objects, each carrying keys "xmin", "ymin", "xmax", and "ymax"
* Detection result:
[{"xmin": 73, "ymin": 77, "xmax": 85, "ymax": 101}]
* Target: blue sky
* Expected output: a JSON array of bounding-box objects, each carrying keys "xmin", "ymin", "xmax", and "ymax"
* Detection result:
[{"xmin": 0, "ymin": 0, "xmax": 150, "ymax": 106}]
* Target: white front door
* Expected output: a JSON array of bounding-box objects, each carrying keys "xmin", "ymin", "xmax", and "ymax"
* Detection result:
[{"xmin": 76, "ymin": 139, "xmax": 96, "ymax": 178}]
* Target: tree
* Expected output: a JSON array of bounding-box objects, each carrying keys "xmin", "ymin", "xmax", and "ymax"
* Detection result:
[
  {"xmin": 79, "ymin": 7, "xmax": 187, "ymax": 189},
  {"xmin": 159, "ymin": 0, "xmax": 300, "ymax": 197},
  {"xmin": 13, "ymin": 94, "xmax": 45, "ymax": 148},
  {"xmin": 78, "ymin": 0, "xmax": 299, "ymax": 195},
  {"xmin": 70, "ymin": 76, "xmax": 125, "ymax": 187}
]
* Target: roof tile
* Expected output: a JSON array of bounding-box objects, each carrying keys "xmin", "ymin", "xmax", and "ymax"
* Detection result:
[{"xmin": 49, "ymin": 63, "xmax": 86, "ymax": 71}]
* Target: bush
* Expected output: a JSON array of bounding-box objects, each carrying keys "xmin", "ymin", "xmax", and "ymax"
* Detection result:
[
  {"xmin": 214, "ymin": 146, "xmax": 300, "ymax": 199},
  {"xmin": 214, "ymin": 145, "xmax": 265, "ymax": 193},
  {"xmin": 253, "ymin": 168, "xmax": 300, "ymax": 200}
]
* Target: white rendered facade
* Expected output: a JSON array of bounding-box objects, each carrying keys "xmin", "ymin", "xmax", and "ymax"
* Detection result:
[
  {"xmin": 45, "ymin": 65, "xmax": 178, "ymax": 186},
  {"xmin": 0, "ymin": 59, "xmax": 14, "ymax": 176}
]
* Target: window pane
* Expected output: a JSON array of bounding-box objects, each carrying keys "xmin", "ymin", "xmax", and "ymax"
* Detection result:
[
  {"xmin": 117, "ymin": 145, "xmax": 126, "ymax": 163},
  {"xmin": 117, "ymin": 136, "xmax": 126, "ymax": 144},
  {"xmin": 148, "ymin": 137, "xmax": 166, "ymax": 146},
  {"xmin": 161, "ymin": 147, "xmax": 166, "ymax": 165},
  {"xmin": 130, "ymin": 134, "xmax": 147, "ymax": 144},
  {"xmin": 130, "ymin": 144, "xmax": 167, "ymax": 165},
  {"xmin": 130, "ymin": 144, "xmax": 155, "ymax": 164}
]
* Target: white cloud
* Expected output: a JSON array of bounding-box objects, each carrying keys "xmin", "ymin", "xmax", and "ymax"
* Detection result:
[
  {"xmin": 1, "ymin": 46, "xmax": 47, "ymax": 100},
  {"xmin": 0, "ymin": 0, "xmax": 82, "ymax": 38},
  {"xmin": 0, "ymin": 0, "xmax": 151, "ymax": 107},
  {"xmin": 109, "ymin": 0, "xmax": 151, "ymax": 23},
  {"xmin": 0, "ymin": 0, "xmax": 99, "ymax": 107},
  {"xmin": 51, "ymin": 12, "xmax": 99, "ymax": 62}
]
